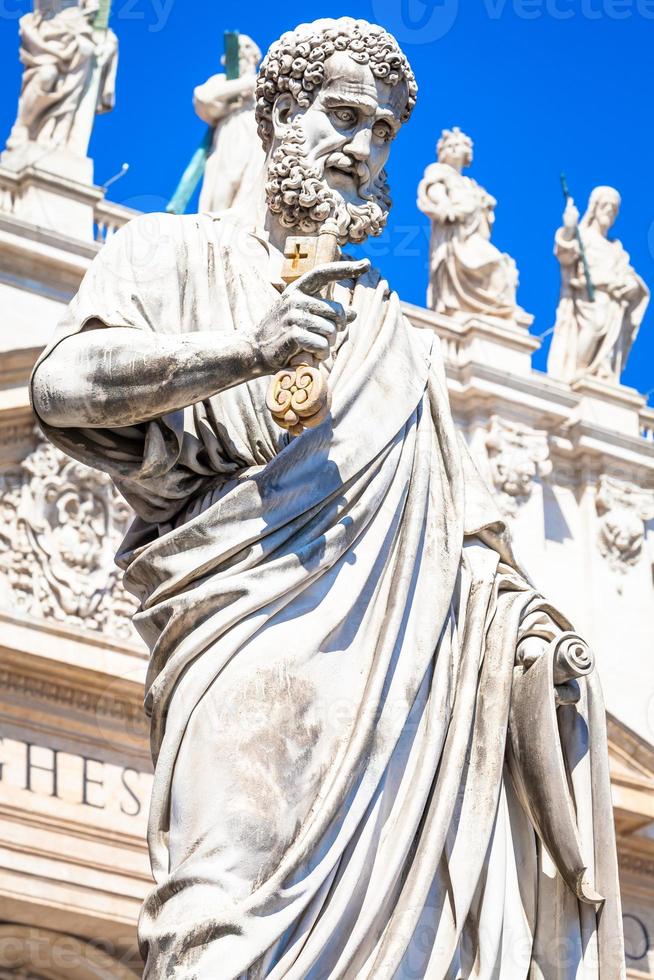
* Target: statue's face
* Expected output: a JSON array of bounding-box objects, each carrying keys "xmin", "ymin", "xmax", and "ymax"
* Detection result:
[
  {"xmin": 239, "ymin": 43, "xmax": 261, "ymax": 77},
  {"xmin": 439, "ymin": 135, "xmax": 472, "ymax": 171},
  {"xmin": 83, "ymin": 0, "xmax": 100, "ymax": 18},
  {"xmin": 595, "ymin": 194, "xmax": 619, "ymax": 231},
  {"xmin": 281, "ymin": 52, "xmax": 406, "ymax": 209}
]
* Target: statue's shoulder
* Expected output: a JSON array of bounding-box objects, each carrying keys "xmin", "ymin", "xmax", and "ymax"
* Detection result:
[
  {"xmin": 421, "ymin": 162, "xmax": 451, "ymax": 185},
  {"xmin": 115, "ymin": 210, "xmax": 246, "ymax": 250}
]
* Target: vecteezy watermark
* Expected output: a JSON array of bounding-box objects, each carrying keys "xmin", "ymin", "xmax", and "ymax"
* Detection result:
[
  {"xmin": 0, "ymin": 0, "xmax": 174, "ymax": 32},
  {"xmin": 371, "ymin": 0, "xmax": 460, "ymax": 43},
  {"xmin": 111, "ymin": 0, "xmax": 174, "ymax": 33},
  {"xmin": 369, "ymin": 0, "xmax": 654, "ymax": 37},
  {"xmin": 483, "ymin": 0, "xmax": 654, "ymax": 19}
]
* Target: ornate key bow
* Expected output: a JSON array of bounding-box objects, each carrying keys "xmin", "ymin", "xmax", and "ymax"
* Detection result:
[{"xmin": 266, "ymin": 224, "xmax": 341, "ymax": 437}]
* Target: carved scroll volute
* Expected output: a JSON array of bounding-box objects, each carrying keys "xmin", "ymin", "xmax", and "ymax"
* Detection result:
[{"xmin": 507, "ymin": 633, "xmax": 603, "ymax": 905}]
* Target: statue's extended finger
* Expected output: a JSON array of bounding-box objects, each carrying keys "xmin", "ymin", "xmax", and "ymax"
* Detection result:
[{"xmin": 293, "ymin": 259, "xmax": 370, "ymax": 296}]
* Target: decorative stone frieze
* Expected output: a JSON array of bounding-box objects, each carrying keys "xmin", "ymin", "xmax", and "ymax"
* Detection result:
[
  {"xmin": 485, "ymin": 415, "xmax": 552, "ymax": 516},
  {"xmin": 0, "ymin": 439, "xmax": 136, "ymax": 637},
  {"xmin": 595, "ymin": 475, "xmax": 654, "ymax": 574}
]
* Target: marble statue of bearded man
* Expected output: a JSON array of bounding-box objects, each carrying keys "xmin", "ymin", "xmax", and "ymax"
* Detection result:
[
  {"xmin": 547, "ymin": 186, "xmax": 649, "ymax": 385},
  {"xmin": 31, "ymin": 18, "xmax": 624, "ymax": 980}
]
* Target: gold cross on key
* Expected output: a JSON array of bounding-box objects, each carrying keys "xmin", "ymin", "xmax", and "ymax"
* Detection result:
[{"xmin": 281, "ymin": 236, "xmax": 319, "ymax": 284}]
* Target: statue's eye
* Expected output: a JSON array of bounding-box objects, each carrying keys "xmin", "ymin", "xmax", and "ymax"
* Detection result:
[
  {"xmin": 372, "ymin": 121, "xmax": 393, "ymax": 142},
  {"xmin": 332, "ymin": 108, "xmax": 356, "ymax": 127}
]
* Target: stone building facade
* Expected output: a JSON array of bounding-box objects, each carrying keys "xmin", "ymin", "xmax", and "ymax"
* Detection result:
[{"xmin": 0, "ymin": 16, "xmax": 653, "ymax": 980}]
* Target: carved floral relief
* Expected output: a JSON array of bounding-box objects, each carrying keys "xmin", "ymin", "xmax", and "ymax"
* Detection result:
[
  {"xmin": 485, "ymin": 416, "xmax": 552, "ymax": 516},
  {"xmin": 0, "ymin": 439, "xmax": 136, "ymax": 638},
  {"xmin": 595, "ymin": 475, "xmax": 654, "ymax": 574}
]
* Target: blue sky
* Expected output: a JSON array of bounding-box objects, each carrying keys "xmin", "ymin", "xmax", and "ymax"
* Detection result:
[{"xmin": 1, "ymin": 0, "xmax": 653, "ymax": 398}]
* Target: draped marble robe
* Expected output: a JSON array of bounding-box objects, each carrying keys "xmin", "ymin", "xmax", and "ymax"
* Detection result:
[
  {"xmin": 7, "ymin": 5, "xmax": 118, "ymax": 157},
  {"xmin": 32, "ymin": 212, "xmax": 624, "ymax": 980},
  {"xmin": 194, "ymin": 77, "xmax": 265, "ymax": 216},
  {"xmin": 548, "ymin": 223, "xmax": 649, "ymax": 385},
  {"xmin": 417, "ymin": 162, "xmax": 519, "ymax": 321}
]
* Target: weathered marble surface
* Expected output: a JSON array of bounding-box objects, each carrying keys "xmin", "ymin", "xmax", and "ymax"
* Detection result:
[
  {"xmin": 417, "ymin": 126, "xmax": 532, "ymax": 327},
  {"xmin": 31, "ymin": 17, "xmax": 624, "ymax": 980},
  {"xmin": 548, "ymin": 187, "xmax": 649, "ymax": 384}
]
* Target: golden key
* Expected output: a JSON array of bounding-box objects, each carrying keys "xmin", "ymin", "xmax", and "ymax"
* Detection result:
[{"xmin": 266, "ymin": 224, "xmax": 341, "ymax": 437}]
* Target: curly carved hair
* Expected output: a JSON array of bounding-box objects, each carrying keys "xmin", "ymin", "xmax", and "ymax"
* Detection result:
[
  {"xmin": 437, "ymin": 126, "xmax": 473, "ymax": 168},
  {"xmin": 255, "ymin": 18, "xmax": 418, "ymax": 152}
]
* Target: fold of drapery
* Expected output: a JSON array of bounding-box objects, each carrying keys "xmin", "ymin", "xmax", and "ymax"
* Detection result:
[{"xmin": 32, "ymin": 212, "xmax": 624, "ymax": 978}]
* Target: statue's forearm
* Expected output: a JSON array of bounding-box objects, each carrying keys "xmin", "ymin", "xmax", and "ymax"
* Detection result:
[
  {"xmin": 194, "ymin": 76, "xmax": 254, "ymax": 123},
  {"xmin": 554, "ymin": 227, "xmax": 580, "ymax": 265},
  {"xmin": 31, "ymin": 325, "xmax": 264, "ymax": 429}
]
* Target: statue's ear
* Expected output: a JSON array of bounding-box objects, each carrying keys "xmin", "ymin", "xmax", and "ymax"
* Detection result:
[{"xmin": 272, "ymin": 93, "xmax": 295, "ymax": 139}]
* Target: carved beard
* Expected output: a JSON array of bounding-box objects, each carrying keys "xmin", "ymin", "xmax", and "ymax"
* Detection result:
[{"xmin": 264, "ymin": 118, "xmax": 391, "ymax": 245}]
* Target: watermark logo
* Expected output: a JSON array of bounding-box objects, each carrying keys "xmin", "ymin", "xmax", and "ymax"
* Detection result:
[
  {"xmin": 371, "ymin": 0, "xmax": 460, "ymax": 43},
  {"xmin": 483, "ymin": 0, "xmax": 654, "ymax": 19}
]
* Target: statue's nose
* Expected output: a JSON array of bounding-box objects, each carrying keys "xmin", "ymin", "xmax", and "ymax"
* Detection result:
[{"xmin": 345, "ymin": 127, "xmax": 372, "ymax": 160}]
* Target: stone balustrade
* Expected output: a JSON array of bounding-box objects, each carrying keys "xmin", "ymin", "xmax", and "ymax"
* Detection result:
[
  {"xmin": 94, "ymin": 197, "xmax": 140, "ymax": 244},
  {"xmin": 640, "ymin": 406, "xmax": 654, "ymax": 443},
  {"xmin": 0, "ymin": 167, "xmax": 18, "ymax": 216}
]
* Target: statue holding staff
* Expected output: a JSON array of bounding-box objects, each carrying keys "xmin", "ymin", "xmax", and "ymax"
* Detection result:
[
  {"xmin": 31, "ymin": 18, "xmax": 624, "ymax": 978},
  {"xmin": 548, "ymin": 184, "xmax": 649, "ymax": 384},
  {"xmin": 193, "ymin": 33, "xmax": 265, "ymax": 215}
]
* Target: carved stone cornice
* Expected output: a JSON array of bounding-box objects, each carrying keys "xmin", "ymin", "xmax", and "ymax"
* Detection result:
[
  {"xmin": 608, "ymin": 714, "xmax": 654, "ymax": 778},
  {"xmin": 619, "ymin": 850, "xmax": 654, "ymax": 881},
  {"xmin": 0, "ymin": 665, "xmax": 147, "ymax": 735},
  {"xmin": 0, "ymin": 347, "xmax": 42, "ymax": 389},
  {"xmin": 0, "ymin": 924, "xmax": 141, "ymax": 978}
]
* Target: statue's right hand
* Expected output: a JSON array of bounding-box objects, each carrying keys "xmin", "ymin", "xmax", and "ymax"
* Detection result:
[
  {"xmin": 563, "ymin": 198, "xmax": 579, "ymax": 230},
  {"xmin": 248, "ymin": 259, "xmax": 370, "ymax": 374}
]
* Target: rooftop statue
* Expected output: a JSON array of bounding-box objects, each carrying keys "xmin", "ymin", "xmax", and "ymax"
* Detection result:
[
  {"xmin": 193, "ymin": 34, "xmax": 265, "ymax": 216},
  {"xmin": 418, "ymin": 126, "xmax": 532, "ymax": 326},
  {"xmin": 5, "ymin": 0, "xmax": 117, "ymax": 160},
  {"xmin": 31, "ymin": 17, "xmax": 624, "ymax": 979},
  {"xmin": 548, "ymin": 186, "xmax": 649, "ymax": 385}
]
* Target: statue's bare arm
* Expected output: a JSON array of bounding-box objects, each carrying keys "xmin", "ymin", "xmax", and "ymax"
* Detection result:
[
  {"xmin": 555, "ymin": 198, "xmax": 581, "ymax": 265},
  {"xmin": 32, "ymin": 260, "xmax": 367, "ymax": 429},
  {"xmin": 194, "ymin": 76, "xmax": 254, "ymax": 124},
  {"xmin": 417, "ymin": 175, "xmax": 453, "ymax": 223}
]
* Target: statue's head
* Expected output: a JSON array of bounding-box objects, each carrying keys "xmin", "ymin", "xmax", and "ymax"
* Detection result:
[
  {"xmin": 239, "ymin": 35, "xmax": 262, "ymax": 76},
  {"xmin": 437, "ymin": 127, "xmax": 473, "ymax": 171},
  {"xmin": 583, "ymin": 185, "xmax": 621, "ymax": 233},
  {"xmin": 81, "ymin": 0, "xmax": 100, "ymax": 19},
  {"xmin": 255, "ymin": 18, "xmax": 418, "ymax": 245}
]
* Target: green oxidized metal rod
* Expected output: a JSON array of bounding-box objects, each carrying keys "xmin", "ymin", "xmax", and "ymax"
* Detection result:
[
  {"xmin": 166, "ymin": 31, "xmax": 240, "ymax": 215},
  {"xmin": 93, "ymin": 0, "xmax": 112, "ymax": 31},
  {"xmin": 560, "ymin": 173, "xmax": 595, "ymax": 302}
]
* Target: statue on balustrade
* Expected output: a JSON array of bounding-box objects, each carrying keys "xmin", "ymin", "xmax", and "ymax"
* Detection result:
[
  {"xmin": 417, "ymin": 126, "xmax": 532, "ymax": 326},
  {"xmin": 548, "ymin": 186, "xmax": 649, "ymax": 385},
  {"xmin": 194, "ymin": 33, "xmax": 265, "ymax": 215},
  {"xmin": 5, "ymin": 0, "xmax": 118, "ymax": 159},
  {"xmin": 31, "ymin": 17, "xmax": 624, "ymax": 979}
]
